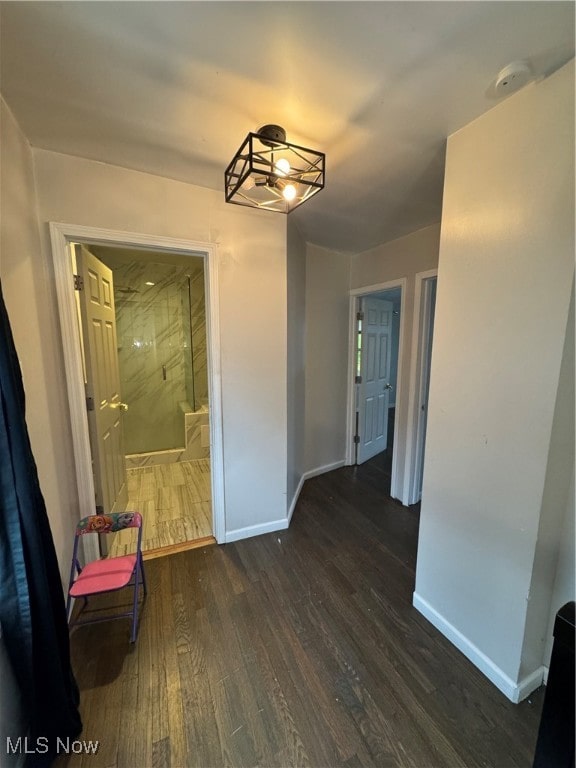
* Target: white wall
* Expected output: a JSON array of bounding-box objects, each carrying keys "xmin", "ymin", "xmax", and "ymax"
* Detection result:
[
  {"xmin": 304, "ymin": 244, "xmax": 350, "ymax": 473},
  {"xmin": 415, "ymin": 60, "xmax": 575, "ymax": 701},
  {"xmin": 544, "ymin": 466, "xmax": 575, "ymax": 666},
  {"xmin": 0, "ymin": 100, "xmax": 81, "ymax": 588},
  {"xmin": 31, "ymin": 148, "xmax": 288, "ymax": 541},
  {"xmin": 287, "ymin": 220, "xmax": 306, "ymax": 512},
  {"xmin": 535, "ymin": 283, "xmax": 575, "ymax": 669},
  {"xmin": 350, "ymin": 224, "xmax": 440, "ymax": 496}
]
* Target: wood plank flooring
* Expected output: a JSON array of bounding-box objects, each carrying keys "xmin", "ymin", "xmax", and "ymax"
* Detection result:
[
  {"xmin": 60, "ymin": 456, "xmax": 544, "ymax": 768},
  {"xmin": 109, "ymin": 459, "xmax": 212, "ymax": 556}
]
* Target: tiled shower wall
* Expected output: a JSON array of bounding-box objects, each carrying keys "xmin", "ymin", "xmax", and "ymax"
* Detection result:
[{"xmin": 113, "ymin": 260, "xmax": 206, "ymax": 454}]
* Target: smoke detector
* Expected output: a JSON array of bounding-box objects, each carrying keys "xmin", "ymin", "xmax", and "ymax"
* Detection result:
[{"xmin": 494, "ymin": 61, "xmax": 533, "ymax": 97}]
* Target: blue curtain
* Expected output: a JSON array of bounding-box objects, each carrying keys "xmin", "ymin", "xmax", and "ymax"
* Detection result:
[{"xmin": 0, "ymin": 282, "xmax": 81, "ymax": 766}]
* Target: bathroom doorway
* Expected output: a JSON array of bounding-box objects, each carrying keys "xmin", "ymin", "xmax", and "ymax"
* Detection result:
[
  {"xmin": 50, "ymin": 223, "xmax": 225, "ymax": 564},
  {"xmin": 75, "ymin": 243, "xmax": 214, "ymax": 556}
]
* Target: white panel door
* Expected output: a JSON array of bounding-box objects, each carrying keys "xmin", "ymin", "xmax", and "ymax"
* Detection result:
[
  {"xmin": 357, "ymin": 297, "xmax": 393, "ymax": 464},
  {"xmin": 77, "ymin": 246, "xmax": 127, "ymax": 518}
]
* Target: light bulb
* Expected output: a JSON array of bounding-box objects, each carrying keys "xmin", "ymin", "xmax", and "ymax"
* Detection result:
[
  {"xmin": 282, "ymin": 184, "xmax": 297, "ymax": 202},
  {"xmin": 275, "ymin": 158, "xmax": 291, "ymax": 177}
]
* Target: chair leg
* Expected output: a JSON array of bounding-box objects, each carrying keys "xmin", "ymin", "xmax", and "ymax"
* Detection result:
[
  {"xmin": 139, "ymin": 553, "xmax": 147, "ymax": 596},
  {"xmin": 130, "ymin": 597, "xmax": 138, "ymax": 643},
  {"xmin": 130, "ymin": 561, "xmax": 144, "ymax": 643}
]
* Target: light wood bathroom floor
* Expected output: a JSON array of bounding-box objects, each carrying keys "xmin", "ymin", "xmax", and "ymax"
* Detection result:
[{"xmin": 108, "ymin": 459, "xmax": 212, "ymax": 557}]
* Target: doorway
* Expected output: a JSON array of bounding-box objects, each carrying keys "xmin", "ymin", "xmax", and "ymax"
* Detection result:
[
  {"xmin": 50, "ymin": 223, "xmax": 225, "ymax": 563},
  {"xmin": 346, "ymin": 281, "xmax": 404, "ymax": 497},
  {"xmin": 75, "ymin": 243, "xmax": 214, "ymax": 556}
]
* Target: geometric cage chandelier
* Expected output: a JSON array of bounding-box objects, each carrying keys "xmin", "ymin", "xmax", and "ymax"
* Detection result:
[{"xmin": 224, "ymin": 124, "xmax": 325, "ymax": 214}]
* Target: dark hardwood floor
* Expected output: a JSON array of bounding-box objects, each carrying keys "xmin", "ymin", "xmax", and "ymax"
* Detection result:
[{"xmin": 58, "ymin": 454, "xmax": 544, "ymax": 768}]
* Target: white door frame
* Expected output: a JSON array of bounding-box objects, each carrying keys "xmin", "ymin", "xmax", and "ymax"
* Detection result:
[
  {"xmin": 403, "ymin": 269, "xmax": 438, "ymax": 505},
  {"xmin": 50, "ymin": 222, "xmax": 226, "ymax": 561},
  {"xmin": 345, "ymin": 279, "xmax": 407, "ymax": 500}
]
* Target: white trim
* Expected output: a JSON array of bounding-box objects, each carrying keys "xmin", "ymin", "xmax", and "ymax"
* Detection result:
[
  {"xmin": 403, "ymin": 269, "xmax": 438, "ymax": 506},
  {"xmin": 516, "ymin": 667, "xmax": 547, "ymax": 702},
  {"xmin": 345, "ymin": 297, "xmax": 360, "ymax": 467},
  {"xmin": 303, "ymin": 460, "xmax": 346, "ymax": 481},
  {"xmin": 224, "ymin": 518, "xmax": 289, "ymax": 544},
  {"xmin": 203, "ymin": 241, "xmax": 226, "ymax": 544},
  {"xmin": 345, "ymin": 279, "xmax": 407, "ymax": 502},
  {"xmin": 349, "ymin": 279, "xmax": 406, "ymax": 298},
  {"xmin": 413, "ymin": 592, "xmax": 545, "ymax": 703},
  {"xmin": 49, "ymin": 222, "xmax": 226, "ymax": 554},
  {"xmin": 287, "ymin": 460, "xmax": 346, "ymax": 525},
  {"xmin": 287, "ymin": 474, "xmax": 306, "ymax": 524}
]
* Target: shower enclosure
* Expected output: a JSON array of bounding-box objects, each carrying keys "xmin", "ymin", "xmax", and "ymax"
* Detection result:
[{"xmin": 113, "ymin": 258, "xmax": 209, "ymax": 463}]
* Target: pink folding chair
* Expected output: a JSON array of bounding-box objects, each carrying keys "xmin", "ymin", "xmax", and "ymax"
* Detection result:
[{"xmin": 66, "ymin": 511, "xmax": 147, "ymax": 643}]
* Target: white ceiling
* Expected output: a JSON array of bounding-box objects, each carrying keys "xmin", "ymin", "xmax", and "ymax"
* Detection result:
[{"xmin": 1, "ymin": 2, "xmax": 573, "ymax": 253}]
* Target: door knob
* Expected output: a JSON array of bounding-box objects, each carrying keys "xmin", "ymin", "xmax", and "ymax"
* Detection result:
[
  {"xmin": 111, "ymin": 402, "xmax": 129, "ymax": 411},
  {"xmin": 384, "ymin": 383, "xmax": 393, "ymax": 391}
]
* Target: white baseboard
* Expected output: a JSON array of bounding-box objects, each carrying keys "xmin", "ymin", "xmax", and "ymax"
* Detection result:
[
  {"xmin": 302, "ymin": 460, "xmax": 346, "ymax": 481},
  {"xmin": 287, "ymin": 475, "xmax": 306, "ymax": 524},
  {"xmin": 224, "ymin": 518, "xmax": 289, "ymax": 544},
  {"xmin": 516, "ymin": 666, "xmax": 546, "ymax": 702},
  {"xmin": 287, "ymin": 460, "xmax": 346, "ymax": 524},
  {"xmin": 413, "ymin": 592, "xmax": 545, "ymax": 703},
  {"xmin": 227, "ymin": 461, "xmax": 347, "ymax": 544}
]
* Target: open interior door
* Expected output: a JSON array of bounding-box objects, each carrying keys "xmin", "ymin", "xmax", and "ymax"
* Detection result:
[
  {"xmin": 76, "ymin": 245, "xmax": 128, "ymax": 552},
  {"xmin": 357, "ymin": 297, "xmax": 393, "ymax": 464}
]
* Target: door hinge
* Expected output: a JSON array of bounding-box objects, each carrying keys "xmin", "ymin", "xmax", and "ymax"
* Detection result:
[
  {"xmin": 353, "ymin": 435, "xmax": 360, "ymax": 444},
  {"xmin": 86, "ymin": 396, "xmax": 94, "ymax": 411},
  {"xmin": 356, "ymin": 311, "xmax": 364, "ymax": 321},
  {"xmin": 73, "ymin": 274, "xmax": 84, "ymax": 291},
  {"xmin": 355, "ymin": 375, "xmax": 362, "ymax": 384}
]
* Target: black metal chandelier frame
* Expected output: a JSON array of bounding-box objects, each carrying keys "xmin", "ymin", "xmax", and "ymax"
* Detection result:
[{"xmin": 224, "ymin": 125, "xmax": 325, "ymax": 214}]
